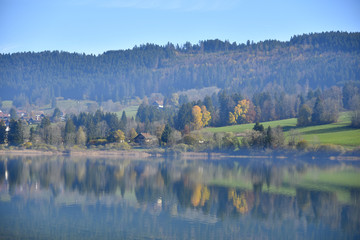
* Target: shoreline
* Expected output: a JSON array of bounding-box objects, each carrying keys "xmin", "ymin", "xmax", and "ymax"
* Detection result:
[{"xmin": 0, "ymin": 149, "xmax": 359, "ymax": 161}]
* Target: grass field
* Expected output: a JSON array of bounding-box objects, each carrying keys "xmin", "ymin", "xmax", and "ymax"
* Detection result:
[
  {"xmin": 117, "ymin": 105, "xmax": 139, "ymax": 119},
  {"xmin": 1, "ymin": 101, "xmax": 13, "ymax": 109},
  {"xmin": 202, "ymin": 112, "xmax": 360, "ymax": 148}
]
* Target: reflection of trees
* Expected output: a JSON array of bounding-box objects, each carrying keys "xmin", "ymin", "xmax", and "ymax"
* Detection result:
[
  {"xmin": 296, "ymin": 188, "xmax": 311, "ymax": 217},
  {"xmin": 228, "ymin": 189, "xmax": 249, "ymax": 214},
  {"xmin": 1, "ymin": 155, "xmax": 360, "ymax": 237},
  {"xmin": 341, "ymin": 205, "xmax": 360, "ymax": 234},
  {"xmin": 0, "ymin": 160, "xmax": 4, "ymax": 184},
  {"xmin": 7, "ymin": 158, "xmax": 23, "ymax": 194},
  {"xmin": 248, "ymin": 163, "xmax": 283, "ymax": 190},
  {"xmin": 191, "ymin": 184, "xmax": 210, "ymax": 207}
]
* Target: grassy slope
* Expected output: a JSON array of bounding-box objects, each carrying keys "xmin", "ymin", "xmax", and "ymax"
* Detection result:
[
  {"xmin": 116, "ymin": 105, "xmax": 139, "ymax": 119},
  {"xmin": 202, "ymin": 112, "xmax": 360, "ymax": 148}
]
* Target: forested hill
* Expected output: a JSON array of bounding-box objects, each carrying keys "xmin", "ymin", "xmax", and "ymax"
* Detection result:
[{"xmin": 1, "ymin": 31, "xmax": 359, "ymax": 105}]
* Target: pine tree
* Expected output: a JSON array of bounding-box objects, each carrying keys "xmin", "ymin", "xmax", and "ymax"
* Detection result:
[
  {"xmin": 9, "ymin": 108, "xmax": 18, "ymax": 120},
  {"xmin": 64, "ymin": 119, "xmax": 76, "ymax": 146},
  {"xmin": 161, "ymin": 124, "xmax": 172, "ymax": 146},
  {"xmin": 253, "ymin": 122, "xmax": 264, "ymax": 132},
  {"xmin": 8, "ymin": 119, "xmax": 23, "ymax": 146},
  {"xmin": 312, "ymin": 97, "xmax": 325, "ymax": 124},
  {"xmin": 120, "ymin": 111, "xmax": 127, "ymax": 132},
  {"xmin": 0, "ymin": 120, "xmax": 6, "ymax": 144}
]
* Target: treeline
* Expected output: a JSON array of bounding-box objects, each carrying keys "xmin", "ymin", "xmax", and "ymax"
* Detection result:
[
  {"xmin": 1, "ymin": 31, "xmax": 359, "ymax": 106},
  {"xmin": 136, "ymin": 82, "xmax": 359, "ymax": 131},
  {"xmin": 1, "ymin": 81, "xmax": 359, "ymax": 151},
  {"xmin": 0, "ymin": 110, "xmax": 133, "ymax": 150}
]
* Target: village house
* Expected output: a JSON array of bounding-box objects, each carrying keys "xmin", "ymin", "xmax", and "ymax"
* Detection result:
[
  {"xmin": 134, "ymin": 133, "xmax": 157, "ymax": 145},
  {"xmin": 152, "ymin": 100, "xmax": 164, "ymax": 109}
]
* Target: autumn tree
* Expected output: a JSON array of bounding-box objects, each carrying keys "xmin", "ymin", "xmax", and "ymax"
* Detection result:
[
  {"xmin": 190, "ymin": 105, "xmax": 211, "ymax": 130},
  {"xmin": 107, "ymin": 129, "xmax": 125, "ymax": 143},
  {"xmin": 76, "ymin": 126, "xmax": 87, "ymax": 145},
  {"xmin": 191, "ymin": 105, "xmax": 203, "ymax": 130},
  {"xmin": 201, "ymin": 106, "xmax": 211, "ymax": 127},
  {"xmin": 229, "ymin": 99, "xmax": 250, "ymax": 124}
]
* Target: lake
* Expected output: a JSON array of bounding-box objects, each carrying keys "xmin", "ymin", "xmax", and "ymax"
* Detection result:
[{"xmin": 0, "ymin": 154, "xmax": 359, "ymax": 239}]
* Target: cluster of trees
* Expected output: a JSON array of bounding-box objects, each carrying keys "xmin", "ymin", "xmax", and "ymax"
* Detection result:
[
  {"xmin": 242, "ymin": 123, "xmax": 285, "ymax": 149},
  {"xmin": 1, "ymin": 80, "xmax": 359, "ymax": 150},
  {"xmin": 1, "ymin": 32, "xmax": 359, "ymax": 106},
  {"xmin": 0, "ymin": 109, "xmax": 133, "ymax": 149}
]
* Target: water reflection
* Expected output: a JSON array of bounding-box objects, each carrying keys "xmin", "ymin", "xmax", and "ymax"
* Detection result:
[{"xmin": 0, "ymin": 155, "xmax": 359, "ymax": 239}]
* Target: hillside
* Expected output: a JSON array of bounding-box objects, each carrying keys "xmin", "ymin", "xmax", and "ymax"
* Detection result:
[
  {"xmin": 0, "ymin": 31, "xmax": 359, "ymax": 106},
  {"xmin": 202, "ymin": 112, "xmax": 360, "ymax": 149}
]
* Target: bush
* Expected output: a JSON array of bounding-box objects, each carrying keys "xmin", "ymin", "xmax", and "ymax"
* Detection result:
[
  {"xmin": 296, "ymin": 140, "xmax": 309, "ymax": 151},
  {"xmin": 23, "ymin": 142, "xmax": 32, "ymax": 149},
  {"xmin": 183, "ymin": 135, "xmax": 197, "ymax": 145},
  {"xmin": 316, "ymin": 144, "xmax": 345, "ymax": 154},
  {"xmin": 88, "ymin": 139, "xmax": 108, "ymax": 146},
  {"xmin": 172, "ymin": 143, "xmax": 190, "ymax": 152}
]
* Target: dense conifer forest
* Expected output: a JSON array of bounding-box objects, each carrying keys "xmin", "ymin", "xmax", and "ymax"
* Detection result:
[{"xmin": 1, "ymin": 31, "xmax": 359, "ymax": 105}]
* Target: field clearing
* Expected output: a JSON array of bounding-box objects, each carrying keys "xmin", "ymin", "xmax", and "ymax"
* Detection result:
[
  {"xmin": 1, "ymin": 100, "xmax": 13, "ymax": 109},
  {"xmin": 117, "ymin": 105, "xmax": 139, "ymax": 119},
  {"xmin": 202, "ymin": 112, "xmax": 360, "ymax": 148}
]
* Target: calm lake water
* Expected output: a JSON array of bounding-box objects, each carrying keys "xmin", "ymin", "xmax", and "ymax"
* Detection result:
[{"xmin": 0, "ymin": 154, "xmax": 359, "ymax": 240}]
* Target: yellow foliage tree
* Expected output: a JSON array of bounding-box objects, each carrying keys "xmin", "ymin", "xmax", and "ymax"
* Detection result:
[
  {"xmin": 192, "ymin": 105, "xmax": 203, "ymax": 130},
  {"xmin": 229, "ymin": 99, "xmax": 250, "ymax": 124},
  {"xmin": 114, "ymin": 129, "xmax": 125, "ymax": 142},
  {"xmin": 201, "ymin": 105, "xmax": 211, "ymax": 127},
  {"xmin": 229, "ymin": 112, "xmax": 236, "ymax": 124},
  {"xmin": 191, "ymin": 105, "xmax": 211, "ymax": 130}
]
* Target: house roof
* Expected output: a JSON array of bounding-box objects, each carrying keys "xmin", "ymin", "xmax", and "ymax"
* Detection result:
[{"xmin": 134, "ymin": 133, "xmax": 156, "ymax": 140}]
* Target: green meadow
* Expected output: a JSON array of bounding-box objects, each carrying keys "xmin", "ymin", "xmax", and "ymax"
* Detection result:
[
  {"xmin": 203, "ymin": 112, "xmax": 360, "ymax": 148},
  {"xmin": 117, "ymin": 105, "xmax": 139, "ymax": 119}
]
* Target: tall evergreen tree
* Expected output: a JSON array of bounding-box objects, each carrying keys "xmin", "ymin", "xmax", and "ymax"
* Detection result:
[
  {"xmin": 9, "ymin": 108, "xmax": 18, "ymax": 120},
  {"xmin": 161, "ymin": 124, "xmax": 172, "ymax": 146},
  {"xmin": 8, "ymin": 119, "xmax": 23, "ymax": 146},
  {"xmin": 0, "ymin": 120, "xmax": 6, "ymax": 144},
  {"xmin": 312, "ymin": 97, "xmax": 325, "ymax": 124},
  {"xmin": 120, "ymin": 111, "xmax": 127, "ymax": 132},
  {"xmin": 64, "ymin": 119, "xmax": 76, "ymax": 146}
]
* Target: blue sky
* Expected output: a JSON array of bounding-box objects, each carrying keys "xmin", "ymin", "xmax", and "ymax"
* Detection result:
[{"xmin": 0, "ymin": 0, "xmax": 359, "ymax": 54}]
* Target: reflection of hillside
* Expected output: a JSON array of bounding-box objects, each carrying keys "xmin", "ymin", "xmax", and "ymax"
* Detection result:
[{"xmin": 0, "ymin": 155, "xmax": 359, "ymax": 237}]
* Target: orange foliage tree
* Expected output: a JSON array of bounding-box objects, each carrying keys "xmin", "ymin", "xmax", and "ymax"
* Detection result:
[
  {"xmin": 229, "ymin": 99, "xmax": 251, "ymax": 124},
  {"xmin": 191, "ymin": 105, "xmax": 211, "ymax": 130}
]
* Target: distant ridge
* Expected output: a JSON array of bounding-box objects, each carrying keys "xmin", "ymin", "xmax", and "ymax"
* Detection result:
[{"xmin": 0, "ymin": 31, "xmax": 359, "ymax": 104}]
